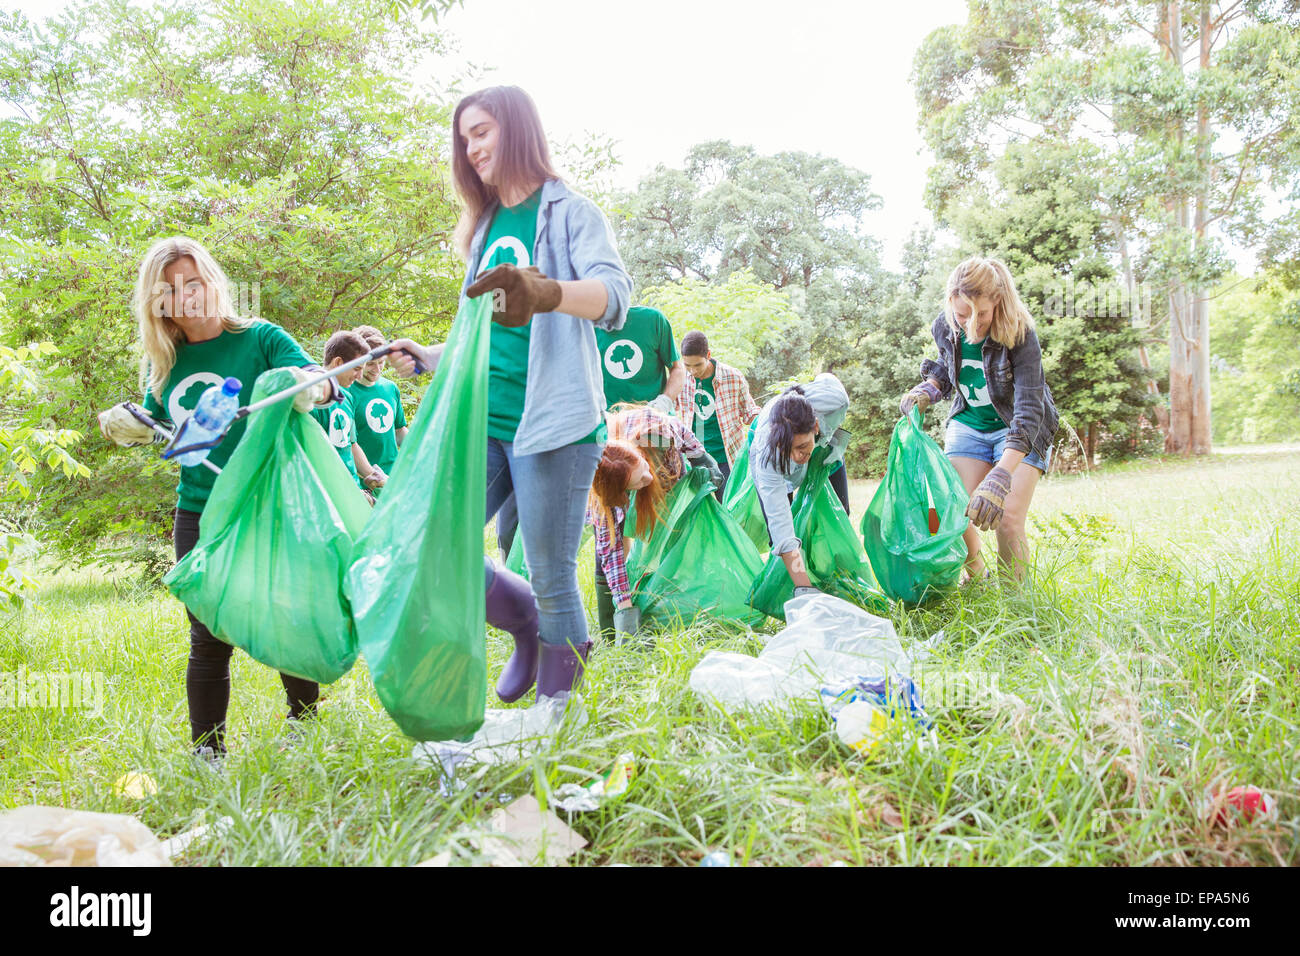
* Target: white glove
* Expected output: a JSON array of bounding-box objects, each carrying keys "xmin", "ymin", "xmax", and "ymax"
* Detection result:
[
  {"xmin": 649, "ymin": 394, "xmax": 676, "ymax": 416},
  {"xmin": 825, "ymin": 427, "xmax": 851, "ymax": 466},
  {"xmin": 362, "ymin": 465, "xmax": 387, "ymax": 489},
  {"xmin": 286, "ymin": 367, "xmax": 332, "ymax": 413},
  {"xmin": 792, "ymin": 586, "xmax": 820, "ymax": 598},
  {"xmin": 98, "ymin": 403, "xmax": 163, "ymax": 447}
]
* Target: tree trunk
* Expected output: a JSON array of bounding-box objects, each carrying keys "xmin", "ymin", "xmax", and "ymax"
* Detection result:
[
  {"xmin": 1163, "ymin": 2, "xmax": 1214, "ymax": 456},
  {"xmin": 1113, "ymin": 217, "xmax": 1170, "ymax": 434},
  {"xmin": 1086, "ymin": 421, "xmax": 1098, "ymax": 469}
]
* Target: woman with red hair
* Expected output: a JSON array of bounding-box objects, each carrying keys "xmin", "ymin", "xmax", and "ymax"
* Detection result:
[{"xmin": 587, "ymin": 406, "xmax": 723, "ymax": 642}]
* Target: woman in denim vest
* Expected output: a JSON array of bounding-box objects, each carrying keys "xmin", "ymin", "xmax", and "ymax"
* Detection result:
[
  {"xmin": 390, "ymin": 86, "xmax": 631, "ymax": 699},
  {"xmin": 900, "ymin": 257, "xmax": 1059, "ymax": 582}
]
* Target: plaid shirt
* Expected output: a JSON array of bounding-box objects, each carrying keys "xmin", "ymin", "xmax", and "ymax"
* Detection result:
[
  {"xmin": 587, "ymin": 409, "xmax": 703, "ymax": 605},
  {"xmin": 675, "ymin": 360, "xmax": 760, "ymax": 468}
]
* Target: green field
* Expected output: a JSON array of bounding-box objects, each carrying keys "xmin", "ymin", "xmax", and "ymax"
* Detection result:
[{"xmin": 3, "ymin": 448, "xmax": 1297, "ymax": 866}]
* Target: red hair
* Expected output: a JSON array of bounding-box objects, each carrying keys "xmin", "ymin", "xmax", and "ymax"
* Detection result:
[{"xmin": 589, "ymin": 439, "xmax": 669, "ymax": 539}]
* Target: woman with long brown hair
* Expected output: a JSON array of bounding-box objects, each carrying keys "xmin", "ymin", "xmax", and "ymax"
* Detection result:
[{"xmin": 391, "ymin": 86, "xmax": 632, "ymax": 697}]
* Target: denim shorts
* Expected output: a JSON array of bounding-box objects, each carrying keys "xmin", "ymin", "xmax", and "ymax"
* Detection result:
[{"xmin": 944, "ymin": 418, "xmax": 1050, "ymax": 473}]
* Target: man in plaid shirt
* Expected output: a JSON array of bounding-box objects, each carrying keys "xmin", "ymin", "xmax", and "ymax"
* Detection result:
[{"xmin": 675, "ymin": 331, "xmax": 761, "ymax": 499}]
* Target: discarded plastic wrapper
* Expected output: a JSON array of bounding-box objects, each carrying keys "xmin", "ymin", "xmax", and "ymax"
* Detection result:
[
  {"xmin": 412, "ymin": 693, "xmax": 587, "ymax": 784},
  {"xmin": 420, "ymin": 795, "xmax": 587, "ymax": 867},
  {"xmin": 554, "ymin": 753, "xmax": 636, "ymax": 813},
  {"xmin": 0, "ymin": 806, "xmax": 170, "ymax": 867},
  {"xmin": 820, "ymin": 675, "xmax": 932, "ymax": 756},
  {"xmin": 689, "ymin": 592, "xmax": 932, "ymax": 711}
]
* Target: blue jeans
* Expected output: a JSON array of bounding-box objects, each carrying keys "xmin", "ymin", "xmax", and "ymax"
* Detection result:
[
  {"xmin": 944, "ymin": 418, "xmax": 1050, "ymax": 473},
  {"xmin": 486, "ymin": 438, "xmax": 601, "ymax": 647}
]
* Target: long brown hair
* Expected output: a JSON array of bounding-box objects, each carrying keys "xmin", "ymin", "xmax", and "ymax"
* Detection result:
[
  {"xmin": 452, "ymin": 86, "xmax": 560, "ymax": 257},
  {"xmin": 589, "ymin": 439, "xmax": 670, "ymax": 541}
]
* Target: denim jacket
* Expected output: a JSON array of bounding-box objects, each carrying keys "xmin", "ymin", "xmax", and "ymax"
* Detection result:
[
  {"xmin": 750, "ymin": 373, "xmax": 850, "ymax": 555},
  {"xmin": 920, "ymin": 312, "xmax": 1059, "ymax": 459},
  {"xmin": 462, "ymin": 179, "xmax": 632, "ymax": 456}
]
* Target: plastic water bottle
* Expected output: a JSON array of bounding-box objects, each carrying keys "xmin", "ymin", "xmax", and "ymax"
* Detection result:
[{"xmin": 173, "ymin": 377, "xmax": 241, "ymax": 466}]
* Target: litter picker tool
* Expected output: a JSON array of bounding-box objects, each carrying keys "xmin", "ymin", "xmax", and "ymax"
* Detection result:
[{"xmin": 161, "ymin": 344, "xmax": 426, "ymax": 465}]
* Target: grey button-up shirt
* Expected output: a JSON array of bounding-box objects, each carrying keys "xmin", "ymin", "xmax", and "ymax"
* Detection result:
[{"xmin": 461, "ymin": 179, "xmax": 632, "ymax": 456}]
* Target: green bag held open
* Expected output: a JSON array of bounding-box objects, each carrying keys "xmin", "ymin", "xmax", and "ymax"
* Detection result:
[
  {"xmin": 861, "ymin": 409, "xmax": 969, "ymax": 604},
  {"xmin": 344, "ymin": 295, "xmax": 492, "ymax": 742},
  {"xmin": 722, "ymin": 424, "xmax": 769, "ymax": 553},
  {"xmin": 747, "ymin": 446, "xmax": 889, "ymax": 622},
  {"xmin": 626, "ymin": 465, "xmax": 766, "ymax": 629},
  {"xmin": 164, "ymin": 367, "xmax": 372, "ymax": 684}
]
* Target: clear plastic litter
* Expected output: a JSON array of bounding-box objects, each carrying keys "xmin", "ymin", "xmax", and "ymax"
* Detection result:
[
  {"xmin": 412, "ymin": 693, "xmax": 588, "ymax": 792},
  {"xmin": 0, "ymin": 806, "xmax": 170, "ymax": 867},
  {"xmin": 554, "ymin": 753, "xmax": 636, "ymax": 813},
  {"xmin": 689, "ymin": 592, "xmax": 931, "ymax": 711}
]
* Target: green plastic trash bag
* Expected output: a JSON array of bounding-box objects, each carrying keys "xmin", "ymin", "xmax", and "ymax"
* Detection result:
[
  {"xmin": 722, "ymin": 427, "xmax": 769, "ymax": 553},
  {"xmin": 625, "ymin": 465, "xmax": 766, "ymax": 628},
  {"xmin": 344, "ymin": 295, "xmax": 492, "ymax": 742},
  {"xmin": 504, "ymin": 532, "xmax": 527, "ymax": 579},
  {"xmin": 861, "ymin": 409, "xmax": 969, "ymax": 604},
  {"xmin": 747, "ymin": 446, "xmax": 889, "ymax": 622},
  {"xmin": 164, "ymin": 367, "xmax": 372, "ymax": 684}
]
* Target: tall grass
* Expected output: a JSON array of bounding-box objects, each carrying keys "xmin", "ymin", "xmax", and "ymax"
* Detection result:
[{"xmin": 2, "ymin": 449, "xmax": 1296, "ymax": 865}]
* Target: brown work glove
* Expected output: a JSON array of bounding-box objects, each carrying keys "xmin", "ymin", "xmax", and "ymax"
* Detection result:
[
  {"xmin": 465, "ymin": 264, "xmax": 562, "ymax": 328},
  {"xmin": 900, "ymin": 380, "xmax": 943, "ymax": 416},
  {"xmin": 965, "ymin": 466, "xmax": 1012, "ymax": 531}
]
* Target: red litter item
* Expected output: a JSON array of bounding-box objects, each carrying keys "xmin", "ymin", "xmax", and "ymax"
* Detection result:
[{"xmin": 1205, "ymin": 785, "xmax": 1277, "ymax": 827}]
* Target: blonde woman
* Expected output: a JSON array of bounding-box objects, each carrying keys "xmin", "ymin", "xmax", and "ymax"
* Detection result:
[
  {"xmin": 98, "ymin": 236, "xmax": 336, "ymax": 765},
  {"xmin": 900, "ymin": 257, "xmax": 1059, "ymax": 582}
]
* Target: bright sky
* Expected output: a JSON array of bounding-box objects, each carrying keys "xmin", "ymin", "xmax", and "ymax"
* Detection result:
[{"xmin": 430, "ymin": 0, "xmax": 970, "ymax": 269}]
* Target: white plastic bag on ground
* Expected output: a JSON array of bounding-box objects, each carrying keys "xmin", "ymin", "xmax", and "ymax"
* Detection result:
[
  {"xmin": 689, "ymin": 593, "xmax": 929, "ymax": 710},
  {"xmin": 0, "ymin": 806, "xmax": 170, "ymax": 867},
  {"xmin": 412, "ymin": 693, "xmax": 587, "ymax": 782}
]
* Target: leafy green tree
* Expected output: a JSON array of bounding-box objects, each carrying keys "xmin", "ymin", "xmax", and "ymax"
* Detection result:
[
  {"xmin": 639, "ymin": 269, "xmax": 804, "ymax": 396},
  {"xmin": 0, "ymin": 334, "xmax": 90, "ymax": 606},
  {"xmin": 949, "ymin": 139, "xmax": 1156, "ymax": 465},
  {"xmin": 913, "ymin": 0, "xmax": 1300, "ymax": 456},
  {"xmin": 615, "ymin": 141, "xmax": 895, "ymax": 462},
  {"xmin": 0, "ymin": 0, "xmax": 463, "ymax": 566}
]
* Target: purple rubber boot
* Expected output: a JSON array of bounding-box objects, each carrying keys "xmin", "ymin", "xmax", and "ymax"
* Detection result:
[
  {"xmin": 485, "ymin": 561, "xmax": 540, "ymax": 703},
  {"xmin": 536, "ymin": 640, "xmax": 593, "ymax": 699}
]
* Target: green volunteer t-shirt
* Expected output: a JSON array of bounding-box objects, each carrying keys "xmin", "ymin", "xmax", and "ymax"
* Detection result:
[
  {"xmin": 482, "ymin": 189, "xmax": 541, "ymax": 442},
  {"xmin": 953, "ymin": 333, "xmax": 1007, "ymax": 432},
  {"xmin": 347, "ymin": 376, "xmax": 407, "ymax": 474},
  {"xmin": 478, "ymin": 187, "xmax": 601, "ymax": 445},
  {"xmin": 311, "ymin": 390, "xmax": 362, "ymax": 487},
  {"xmin": 142, "ymin": 319, "xmax": 313, "ymax": 513},
  {"xmin": 692, "ymin": 370, "xmax": 727, "ymax": 462},
  {"xmin": 596, "ymin": 305, "xmax": 679, "ymax": 408}
]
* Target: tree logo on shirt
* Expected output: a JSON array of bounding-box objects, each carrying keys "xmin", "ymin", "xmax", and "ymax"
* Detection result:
[
  {"xmin": 959, "ymin": 359, "xmax": 991, "ymax": 406},
  {"xmin": 365, "ymin": 398, "xmax": 394, "ymax": 434},
  {"xmin": 694, "ymin": 389, "xmax": 717, "ymax": 421},
  {"xmin": 477, "ymin": 236, "xmax": 531, "ymax": 274},
  {"xmin": 327, "ymin": 408, "xmax": 350, "ymax": 448},
  {"xmin": 168, "ymin": 372, "xmax": 226, "ymax": 426},
  {"xmin": 603, "ymin": 339, "xmax": 643, "ymax": 380}
]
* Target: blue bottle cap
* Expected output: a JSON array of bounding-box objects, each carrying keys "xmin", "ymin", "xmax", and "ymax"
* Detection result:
[{"xmin": 221, "ymin": 377, "xmax": 241, "ymax": 395}]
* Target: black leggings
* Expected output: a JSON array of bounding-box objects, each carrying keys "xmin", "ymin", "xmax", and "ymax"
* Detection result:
[{"xmin": 174, "ymin": 509, "xmax": 318, "ymax": 751}]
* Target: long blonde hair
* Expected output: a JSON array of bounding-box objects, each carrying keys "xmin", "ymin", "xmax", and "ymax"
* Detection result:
[
  {"xmin": 135, "ymin": 236, "xmax": 250, "ymax": 400},
  {"xmin": 945, "ymin": 256, "xmax": 1034, "ymax": 348}
]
